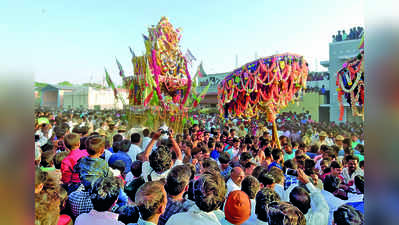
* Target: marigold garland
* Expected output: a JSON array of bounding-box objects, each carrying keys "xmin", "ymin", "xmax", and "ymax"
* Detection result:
[{"xmin": 217, "ymin": 53, "xmax": 308, "ymax": 121}]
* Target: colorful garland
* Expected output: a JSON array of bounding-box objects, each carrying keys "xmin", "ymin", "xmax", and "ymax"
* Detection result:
[
  {"xmin": 336, "ymin": 49, "xmax": 364, "ymax": 120},
  {"xmin": 217, "ymin": 53, "xmax": 308, "ymax": 121}
]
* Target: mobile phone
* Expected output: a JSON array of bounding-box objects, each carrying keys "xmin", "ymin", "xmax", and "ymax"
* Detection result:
[{"xmin": 286, "ymin": 168, "xmax": 298, "ymax": 177}]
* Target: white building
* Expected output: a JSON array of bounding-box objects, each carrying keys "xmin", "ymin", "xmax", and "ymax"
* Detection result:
[{"xmin": 40, "ymin": 84, "xmax": 128, "ymax": 109}]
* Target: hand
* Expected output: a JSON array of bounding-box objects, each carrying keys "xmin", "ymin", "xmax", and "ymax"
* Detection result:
[
  {"xmin": 168, "ymin": 129, "xmax": 174, "ymax": 138},
  {"xmin": 297, "ymin": 168, "xmax": 310, "ymax": 184},
  {"xmin": 153, "ymin": 131, "xmax": 162, "ymax": 140}
]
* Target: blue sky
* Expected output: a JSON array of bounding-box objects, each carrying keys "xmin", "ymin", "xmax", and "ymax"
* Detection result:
[{"xmin": 1, "ymin": 0, "xmax": 363, "ymax": 85}]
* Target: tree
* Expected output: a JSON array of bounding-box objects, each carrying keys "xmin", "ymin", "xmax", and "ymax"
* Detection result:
[{"xmin": 57, "ymin": 81, "xmax": 74, "ymax": 86}]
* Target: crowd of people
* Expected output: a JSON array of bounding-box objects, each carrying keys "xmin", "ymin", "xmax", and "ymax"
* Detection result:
[
  {"xmin": 35, "ymin": 109, "xmax": 364, "ymax": 225},
  {"xmin": 307, "ymin": 72, "xmax": 329, "ymax": 82},
  {"xmin": 332, "ymin": 27, "xmax": 364, "ymax": 42}
]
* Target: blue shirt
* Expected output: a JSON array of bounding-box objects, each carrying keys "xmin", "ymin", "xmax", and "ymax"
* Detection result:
[
  {"xmin": 210, "ymin": 150, "xmax": 220, "ymax": 160},
  {"xmin": 268, "ymin": 162, "xmax": 283, "ymax": 171},
  {"xmin": 346, "ymin": 202, "xmax": 364, "ymax": 214},
  {"xmin": 108, "ymin": 152, "xmax": 133, "ymax": 173}
]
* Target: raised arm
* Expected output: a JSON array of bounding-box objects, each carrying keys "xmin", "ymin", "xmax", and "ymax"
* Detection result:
[
  {"xmin": 143, "ymin": 130, "xmax": 161, "ymax": 162},
  {"xmin": 168, "ymin": 129, "xmax": 182, "ymax": 161}
]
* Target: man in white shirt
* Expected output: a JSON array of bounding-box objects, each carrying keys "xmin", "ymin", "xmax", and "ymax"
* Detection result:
[
  {"xmin": 289, "ymin": 168, "xmax": 329, "ymax": 225},
  {"xmin": 166, "ymin": 171, "xmax": 226, "ymax": 225},
  {"xmin": 141, "ymin": 130, "xmax": 183, "ymax": 182},
  {"xmin": 75, "ymin": 177, "xmax": 123, "ymax": 225},
  {"xmin": 341, "ymin": 155, "xmax": 364, "ymax": 184},
  {"xmin": 35, "ymin": 123, "xmax": 52, "ymax": 147},
  {"xmin": 128, "ymin": 133, "xmax": 142, "ymax": 161},
  {"xmin": 226, "ymin": 167, "xmax": 245, "ymax": 197},
  {"xmin": 321, "ymin": 175, "xmax": 347, "ymax": 225},
  {"xmin": 142, "ymin": 128, "xmax": 152, "ymax": 150}
]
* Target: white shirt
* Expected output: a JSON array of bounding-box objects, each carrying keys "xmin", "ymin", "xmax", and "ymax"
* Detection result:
[
  {"xmin": 274, "ymin": 183, "xmax": 288, "ymax": 201},
  {"xmin": 303, "ymin": 183, "xmax": 329, "ymax": 225},
  {"xmin": 142, "ymin": 137, "xmax": 152, "ymax": 151},
  {"xmin": 242, "ymin": 218, "xmax": 268, "ymax": 225},
  {"xmin": 35, "ymin": 129, "xmax": 53, "ymax": 147},
  {"xmin": 342, "ymin": 167, "xmax": 364, "ymax": 184},
  {"xmin": 226, "ymin": 178, "xmax": 240, "ymax": 197},
  {"xmin": 142, "ymin": 159, "xmax": 183, "ymax": 182},
  {"xmin": 321, "ymin": 190, "xmax": 346, "ymax": 225},
  {"xmin": 75, "ymin": 210, "xmax": 124, "ymax": 225},
  {"xmin": 241, "ymin": 199, "xmax": 257, "ymax": 225},
  {"xmin": 128, "ymin": 144, "xmax": 142, "ymax": 162},
  {"xmin": 166, "ymin": 205, "xmax": 221, "ymax": 225}
]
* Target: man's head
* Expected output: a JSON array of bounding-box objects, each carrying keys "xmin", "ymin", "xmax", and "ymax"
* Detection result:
[
  {"xmin": 289, "ymin": 186, "xmax": 311, "ymax": 215},
  {"xmin": 219, "ymin": 152, "xmax": 231, "ymax": 168},
  {"xmin": 135, "ymin": 181, "xmax": 167, "ymax": 221},
  {"xmin": 113, "ymin": 134, "xmax": 123, "ymax": 144},
  {"xmin": 252, "ymin": 166, "xmax": 267, "ymax": 180},
  {"xmin": 333, "ymin": 205, "xmax": 364, "ymax": 225},
  {"xmin": 231, "ymin": 167, "xmax": 245, "ymax": 186},
  {"xmin": 268, "ymin": 167, "xmax": 285, "ymax": 185},
  {"xmin": 330, "ymin": 161, "xmax": 342, "ymax": 176},
  {"xmin": 64, "ymin": 133, "xmax": 81, "ymax": 150},
  {"xmin": 193, "ymin": 170, "xmax": 227, "ymax": 212},
  {"xmin": 343, "ymin": 138, "xmax": 352, "ymax": 149},
  {"xmin": 87, "ymin": 137, "xmax": 105, "ymax": 157},
  {"xmin": 149, "ymin": 146, "xmax": 172, "ymax": 173},
  {"xmin": 241, "ymin": 175, "xmax": 260, "ymax": 199},
  {"xmin": 345, "ymin": 155, "xmax": 359, "ymax": 174},
  {"xmin": 319, "ymin": 131, "xmax": 327, "ymax": 141},
  {"xmin": 271, "ymin": 148, "xmax": 283, "ymax": 163},
  {"xmin": 165, "ymin": 165, "xmax": 191, "ymax": 196},
  {"xmin": 90, "ymin": 176, "xmax": 121, "ymax": 212},
  {"xmin": 143, "ymin": 128, "xmax": 150, "ymax": 137},
  {"xmin": 224, "ymin": 190, "xmax": 251, "ymax": 224},
  {"xmin": 255, "ymin": 188, "xmax": 281, "ymax": 222},
  {"xmin": 130, "ymin": 160, "xmax": 142, "ymax": 178},
  {"xmin": 335, "ymin": 135, "xmax": 344, "ymax": 146},
  {"xmin": 131, "ymin": 133, "xmax": 141, "ymax": 145},
  {"xmin": 244, "ymin": 162, "xmax": 257, "ymax": 176},
  {"xmin": 240, "ymin": 152, "xmax": 253, "ymax": 167},
  {"xmin": 267, "ymin": 201, "xmax": 306, "ymax": 225},
  {"xmin": 258, "ymin": 171, "xmax": 275, "ymax": 189}
]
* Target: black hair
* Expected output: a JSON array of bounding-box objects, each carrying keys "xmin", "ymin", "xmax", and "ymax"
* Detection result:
[
  {"xmin": 143, "ymin": 128, "xmax": 150, "ymax": 137},
  {"xmin": 240, "ymin": 152, "xmax": 253, "ymax": 162},
  {"xmin": 283, "ymin": 159, "xmax": 297, "ymax": 172},
  {"xmin": 241, "ymin": 175, "xmax": 260, "ymax": 199},
  {"xmin": 255, "ymin": 188, "xmax": 281, "ymax": 222},
  {"xmin": 252, "ymin": 166, "xmax": 267, "ymax": 180},
  {"xmin": 118, "ymin": 205, "xmax": 140, "ymax": 224},
  {"xmin": 258, "ymin": 171, "xmax": 275, "ymax": 187},
  {"xmin": 271, "ymin": 148, "xmax": 282, "ymax": 161},
  {"xmin": 323, "ymin": 175, "xmax": 341, "ymax": 193},
  {"xmin": 264, "ymin": 147, "xmax": 272, "ymax": 158},
  {"xmin": 289, "ymin": 186, "xmax": 311, "ymax": 215},
  {"xmin": 202, "ymin": 159, "xmax": 220, "ymax": 172},
  {"xmin": 130, "ymin": 161, "xmax": 142, "ymax": 178},
  {"xmin": 90, "ymin": 177, "xmax": 121, "ymax": 212},
  {"xmin": 333, "ymin": 205, "xmax": 364, "ymax": 225},
  {"xmin": 130, "ymin": 133, "xmax": 141, "ymax": 144},
  {"xmin": 40, "ymin": 150, "xmax": 55, "ymax": 168},
  {"xmin": 193, "ymin": 171, "xmax": 226, "ymax": 212},
  {"xmin": 218, "ymin": 152, "xmax": 231, "ymax": 164},
  {"xmin": 149, "ymin": 146, "xmax": 172, "ymax": 173},
  {"xmin": 165, "ymin": 165, "xmax": 191, "ymax": 196},
  {"xmin": 113, "ymin": 134, "xmax": 123, "ymax": 143},
  {"xmin": 109, "ymin": 160, "xmax": 126, "ymax": 175}
]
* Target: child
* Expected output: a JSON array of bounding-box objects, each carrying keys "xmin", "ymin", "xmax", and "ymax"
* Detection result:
[
  {"xmin": 74, "ymin": 136, "xmax": 112, "ymax": 190},
  {"xmin": 40, "ymin": 150, "xmax": 61, "ymax": 183},
  {"xmin": 109, "ymin": 160, "xmax": 129, "ymax": 208},
  {"xmin": 61, "ymin": 133, "xmax": 88, "ymax": 194}
]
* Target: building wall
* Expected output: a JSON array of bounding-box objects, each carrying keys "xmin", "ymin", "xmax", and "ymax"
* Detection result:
[
  {"xmin": 328, "ymin": 39, "xmax": 362, "ymax": 122},
  {"xmin": 280, "ymin": 92, "xmax": 326, "ymax": 121},
  {"xmin": 41, "ymin": 90, "xmax": 58, "ymax": 107}
]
